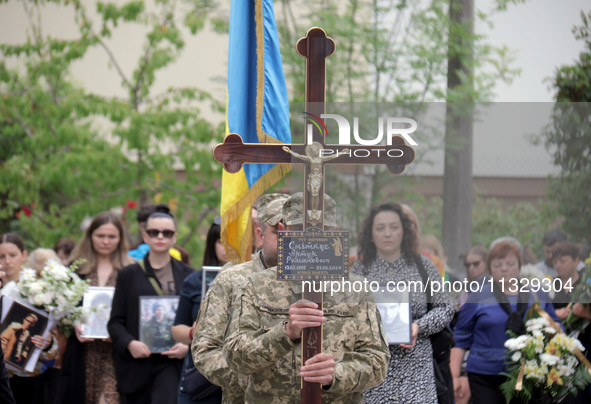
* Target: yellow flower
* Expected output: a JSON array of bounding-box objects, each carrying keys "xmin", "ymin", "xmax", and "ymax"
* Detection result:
[
  {"xmin": 546, "ymin": 368, "xmax": 563, "ymax": 387},
  {"xmin": 545, "ymin": 340, "xmax": 558, "ymax": 355}
]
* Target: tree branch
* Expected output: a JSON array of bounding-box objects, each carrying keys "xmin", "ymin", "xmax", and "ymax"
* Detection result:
[
  {"xmin": 8, "ymin": 71, "xmax": 59, "ymax": 136},
  {"xmin": 12, "ymin": 108, "xmax": 35, "ymax": 139},
  {"xmin": 97, "ymin": 38, "xmax": 131, "ymax": 88}
]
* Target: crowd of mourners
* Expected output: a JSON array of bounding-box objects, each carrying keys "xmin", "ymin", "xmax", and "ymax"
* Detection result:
[{"xmin": 0, "ymin": 194, "xmax": 589, "ymax": 404}]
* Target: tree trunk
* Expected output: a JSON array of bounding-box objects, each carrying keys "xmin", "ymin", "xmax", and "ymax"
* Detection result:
[{"xmin": 442, "ymin": 0, "xmax": 474, "ymax": 273}]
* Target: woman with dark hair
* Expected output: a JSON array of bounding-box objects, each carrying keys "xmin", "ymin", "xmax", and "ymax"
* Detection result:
[
  {"xmin": 53, "ymin": 238, "xmax": 75, "ymax": 266},
  {"xmin": 451, "ymin": 241, "xmax": 559, "ymax": 404},
  {"xmin": 0, "ymin": 238, "xmax": 55, "ymax": 404},
  {"xmin": 0, "ymin": 233, "xmax": 28, "ymax": 285},
  {"xmin": 129, "ymin": 204, "xmax": 191, "ymax": 264},
  {"xmin": 108, "ymin": 208, "xmax": 193, "ymax": 404},
  {"xmin": 57, "ymin": 211, "xmax": 133, "ymax": 404},
  {"xmin": 351, "ymin": 202, "xmax": 454, "ymax": 404},
  {"xmin": 202, "ymin": 219, "xmax": 227, "ymax": 267},
  {"xmin": 171, "ymin": 217, "xmax": 227, "ymax": 404}
]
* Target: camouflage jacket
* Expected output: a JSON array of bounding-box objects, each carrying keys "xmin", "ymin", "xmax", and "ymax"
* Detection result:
[
  {"xmin": 223, "ymin": 270, "xmax": 390, "ymax": 404},
  {"xmin": 192, "ymin": 252, "xmax": 266, "ymax": 404}
]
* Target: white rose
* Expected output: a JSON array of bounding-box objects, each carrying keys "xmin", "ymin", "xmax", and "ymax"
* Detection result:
[
  {"xmin": 28, "ymin": 282, "xmax": 44, "ymax": 295},
  {"xmin": 511, "ymin": 352, "xmax": 522, "ymax": 362},
  {"xmin": 504, "ymin": 338, "xmax": 518, "ymax": 350},
  {"xmin": 540, "ymin": 353, "xmax": 560, "ymax": 366},
  {"xmin": 33, "ymin": 294, "xmax": 46, "ymax": 306},
  {"xmin": 43, "ymin": 292, "xmax": 55, "ymax": 305},
  {"xmin": 543, "ymin": 326, "xmax": 557, "ymax": 335}
]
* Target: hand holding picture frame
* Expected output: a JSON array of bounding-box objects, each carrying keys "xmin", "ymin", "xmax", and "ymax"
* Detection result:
[
  {"xmin": 374, "ymin": 288, "xmax": 412, "ymax": 345},
  {"xmin": 139, "ymin": 296, "xmax": 179, "ymax": 353},
  {"xmin": 81, "ymin": 286, "xmax": 115, "ymax": 339},
  {"xmin": 0, "ymin": 296, "xmax": 53, "ymax": 373}
]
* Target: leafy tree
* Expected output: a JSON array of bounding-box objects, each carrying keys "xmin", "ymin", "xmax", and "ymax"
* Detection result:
[
  {"xmin": 275, "ymin": 0, "xmax": 521, "ymax": 243},
  {"xmin": 0, "ymin": 0, "xmax": 225, "ymax": 257},
  {"xmin": 536, "ymin": 10, "xmax": 591, "ymax": 244}
]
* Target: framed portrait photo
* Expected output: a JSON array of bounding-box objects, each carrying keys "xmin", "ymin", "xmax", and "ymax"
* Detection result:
[
  {"xmin": 201, "ymin": 266, "xmax": 222, "ymax": 298},
  {"xmin": 374, "ymin": 288, "xmax": 413, "ymax": 345},
  {"xmin": 139, "ymin": 295, "xmax": 179, "ymax": 353},
  {"xmin": 81, "ymin": 286, "xmax": 115, "ymax": 339},
  {"xmin": 0, "ymin": 296, "xmax": 52, "ymax": 372}
]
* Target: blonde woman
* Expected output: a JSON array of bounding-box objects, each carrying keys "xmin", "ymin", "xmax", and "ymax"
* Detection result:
[{"xmin": 62, "ymin": 211, "xmax": 132, "ymax": 404}]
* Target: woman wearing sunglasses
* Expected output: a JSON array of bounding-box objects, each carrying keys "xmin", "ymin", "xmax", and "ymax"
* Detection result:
[
  {"xmin": 108, "ymin": 207, "xmax": 194, "ymax": 404},
  {"xmin": 464, "ymin": 246, "xmax": 488, "ymax": 282}
]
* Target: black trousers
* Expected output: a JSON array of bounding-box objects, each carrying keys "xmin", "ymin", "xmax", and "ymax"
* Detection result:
[
  {"xmin": 436, "ymin": 350, "xmax": 454, "ymax": 404},
  {"xmin": 0, "ymin": 347, "xmax": 15, "ymax": 404},
  {"xmin": 120, "ymin": 357, "xmax": 181, "ymax": 404},
  {"xmin": 468, "ymin": 372, "xmax": 526, "ymax": 404}
]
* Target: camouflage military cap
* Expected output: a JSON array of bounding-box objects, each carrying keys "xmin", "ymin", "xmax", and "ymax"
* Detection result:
[
  {"xmin": 258, "ymin": 194, "xmax": 288, "ymax": 226},
  {"xmin": 254, "ymin": 193, "xmax": 288, "ymax": 211},
  {"xmin": 283, "ymin": 192, "xmax": 337, "ymax": 227}
]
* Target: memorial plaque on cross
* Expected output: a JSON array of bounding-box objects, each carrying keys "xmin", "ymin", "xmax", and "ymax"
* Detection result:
[{"xmin": 213, "ymin": 27, "xmax": 415, "ymax": 404}]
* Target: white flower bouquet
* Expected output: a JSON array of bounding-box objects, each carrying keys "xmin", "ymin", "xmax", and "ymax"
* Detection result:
[
  {"xmin": 500, "ymin": 308, "xmax": 591, "ymax": 403},
  {"xmin": 14, "ymin": 259, "xmax": 91, "ymax": 337}
]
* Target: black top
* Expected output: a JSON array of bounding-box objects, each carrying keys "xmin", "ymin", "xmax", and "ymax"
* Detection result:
[{"xmin": 107, "ymin": 255, "xmax": 193, "ymax": 394}]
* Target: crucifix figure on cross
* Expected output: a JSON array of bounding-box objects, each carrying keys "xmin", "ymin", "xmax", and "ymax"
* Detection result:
[
  {"xmin": 214, "ymin": 27, "xmax": 415, "ymax": 404},
  {"xmin": 282, "ymin": 142, "xmax": 348, "ymax": 224}
]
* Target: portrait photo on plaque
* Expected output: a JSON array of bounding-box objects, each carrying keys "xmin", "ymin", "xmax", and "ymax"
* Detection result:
[
  {"xmin": 374, "ymin": 288, "xmax": 412, "ymax": 345},
  {"xmin": 0, "ymin": 297, "xmax": 50, "ymax": 372},
  {"xmin": 201, "ymin": 266, "xmax": 222, "ymax": 298},
  {"xmin": 81, "ymin": 286, "xmax": 115, "ymax": 339},
  {"xmin": 139, "ymin": 295, "xmax": 179, "ymax": 353}
]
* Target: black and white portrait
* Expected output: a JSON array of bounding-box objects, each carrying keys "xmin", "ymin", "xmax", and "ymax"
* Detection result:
[
  {"xmin": 374, "ymin": 289, "xmax": 412, "ymax": 345},
  {"xmin": 81, "ymin": 286, "xmax": 115, "ymax": 339}
]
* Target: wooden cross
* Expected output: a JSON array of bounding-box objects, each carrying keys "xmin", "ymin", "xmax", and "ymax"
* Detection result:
[{"xmin": 213, "ymin": 27, "xmax": 415, "ymax": 404}]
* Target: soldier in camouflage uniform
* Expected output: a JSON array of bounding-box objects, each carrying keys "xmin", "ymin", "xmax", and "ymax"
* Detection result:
[
  {"xmin": 192, "ymin": 193, "xmax": 288, "ymax": 404},
  {"xmin": 223, "ymin": 193, "xmax": 390, "ymax": 404},
  {"xmin": 142, "ymin": 303, "xmax": 175, "ymax": 352}
]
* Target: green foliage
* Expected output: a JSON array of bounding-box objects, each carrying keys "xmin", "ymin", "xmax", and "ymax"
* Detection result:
[
  {"xmin": 0, "ymin": 0, "xmax": 224, "ymax": 258},
  {"xmin": 472, "ymin": 198, "xmax": 552, "ymax": 257},
  {"xmin": 276, "ymin": 0, "xmax": 523, "ymax": 231},
  {"xmin": 277, "ymin": 0, "xmax": 520, "ymax": 104},
  {"xmin": 393, "ymin": 194, "xmax": 553, "ymax": 259},
  {"xmin": 535, "ymin": 11, "xmax": 591, "ymax": 244}
]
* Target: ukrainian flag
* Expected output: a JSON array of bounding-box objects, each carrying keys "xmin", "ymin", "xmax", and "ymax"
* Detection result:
[{"xmin": 221, "ymin": 0, "xmax": 291, "ymax": 263}]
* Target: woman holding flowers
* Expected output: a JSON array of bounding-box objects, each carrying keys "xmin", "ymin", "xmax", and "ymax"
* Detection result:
[
  {"xmin": 63, "ymin": 211, "xmax": 132, "ymax": 404},
  {"xmin": 0, "ymin": 245, "xmax": 71, "ymax": 403},
  {"xmin": 451, "ymin": 241, "xmax": 560, "ymax": 404},
  {"xmin": 0, "ymin": 236, "xmax": 58, "ymax": 403}
]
